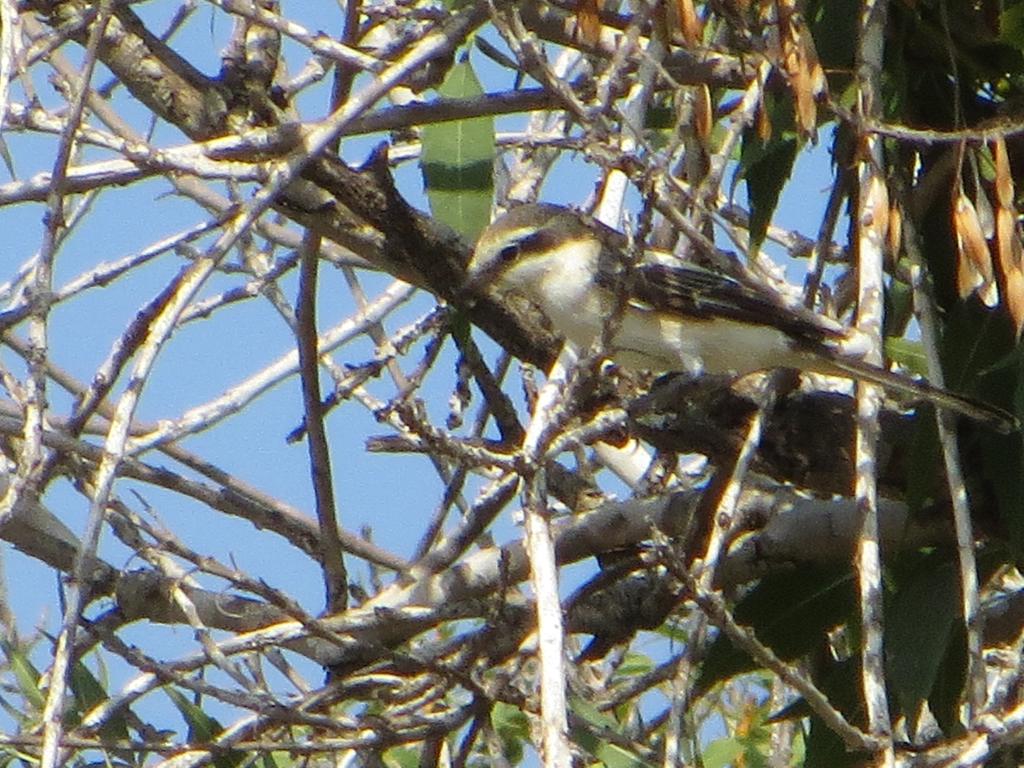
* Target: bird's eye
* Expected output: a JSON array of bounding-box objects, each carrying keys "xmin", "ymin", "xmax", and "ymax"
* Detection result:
[{"xmin": 498, "ymin": 244, "xmax": 519, "ymax": 263}]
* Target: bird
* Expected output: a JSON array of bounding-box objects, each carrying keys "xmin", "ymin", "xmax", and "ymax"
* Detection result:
[{"xmin": 466, "ymin": 203, "xmax": 1017, "ymax": 433}]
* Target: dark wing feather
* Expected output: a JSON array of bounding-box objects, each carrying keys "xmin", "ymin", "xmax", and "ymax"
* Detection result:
[
  {"xmin": 583, "ymin": 226, "xmax": 1016, "ymax": 432},
  {"xmin": 596, "ymin": 255, "xmax": 843, "ymax": 346}
]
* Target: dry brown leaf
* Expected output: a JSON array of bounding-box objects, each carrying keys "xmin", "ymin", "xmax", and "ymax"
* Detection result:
[
  {"xmin": 957, "ymin": 247, "xmax": 986, "ymax": 301},
  {"xmin": 954, "ymin": 191, "xmax": 997, "ymax": 306},
  {"xmin": 993, "ymin": 137, "xmax": 1014, "ymax": 209},
  {"xmin": 887, "ymin": 201, "xmax": 902, "ymax": 258},
  {"xmin": 669, "ymin": 0, "xmax": 703, "ymax": 46},
  {"xmin": 575, "ymin": 0, "xmax": 601, "ymax": 46},
  {"xmin": 756, "ymin": 98, "xmax": 771, "ymax": 141},
  {"xmin": 693, "ymin": 84, "xmax": 712, "ymax": 142},
  {"xmin": 1004, "ymin": 266, "xmax": 1024, "ymax": 339},
  {"xmin": 864, "ymin": 173, "xmax": 889, "ymax": 243},
  {"xmin": 776, "ymin": 0, "xmax": 826, "ymax": 141},
  {"xmin": 975, "ymin": 184, "xmax": 996, "ymax": 239},
  {"xmin": 996, "ymin": 206, "xmax": 1018, "ymax": 273},
  {"xmin": 992, "ymin": 138, "xmax": 1023, "ymax": 333},
  {"xmin": 996, "ymin": 203, "xmax": 1024, "ymax": 337}
]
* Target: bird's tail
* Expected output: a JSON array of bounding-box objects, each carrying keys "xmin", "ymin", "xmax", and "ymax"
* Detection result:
[{"xmin": 815, "ymin": 355, "xmax": 1017, "ymax": 434}]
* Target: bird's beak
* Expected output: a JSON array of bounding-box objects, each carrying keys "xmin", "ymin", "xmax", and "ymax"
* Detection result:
[
  {"xmin": 460, "ymin": 257, "xmax": 491, "ymax": 306},
  {"xmin": 462, "ymin": 242, "xmax": 508, "ymax": 301}
]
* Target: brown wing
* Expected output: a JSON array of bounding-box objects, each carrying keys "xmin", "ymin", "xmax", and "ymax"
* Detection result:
[
  {"xmin": 595, "ymin": 253, "xmax": 844, "ymax": 347},
  {"xmin": 584, "ymin": 221, "xmax": 1016, "ymax": 432}
]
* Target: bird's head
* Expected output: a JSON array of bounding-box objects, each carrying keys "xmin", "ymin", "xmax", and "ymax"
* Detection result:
[{"xmin": 465, "ymin": 204, "xmax": 600, "ymax": 297}]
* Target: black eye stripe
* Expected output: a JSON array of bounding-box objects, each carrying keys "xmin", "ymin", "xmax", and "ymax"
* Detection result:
[
  {"xmin": 513, "ymin": 229, "xmax": 560, "ymax": 256},
  {"xmin": 488, "ymin": 224, "xmax": 578, "ymax": 268}
]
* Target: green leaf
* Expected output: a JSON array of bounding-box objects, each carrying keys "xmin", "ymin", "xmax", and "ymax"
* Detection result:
[
  {"xmin": 883, "ymin": 276, "xmax": 915, "ymax": 342},
  {"xmin": 570, "ymin": 702, "xmax": 648, "ymax": 768},
  {"xmin": 807, "ymin": 0, "xmax": 858, "ymax": 73},
  {"xmin": 904, "ymin": 413, "xmax": 940, "ymax": 517},
  {"xmin": 884, "ymin": 557, "xmax": 960, "ymax": 718},
  {"xmin": 613, "ymin": 651, "xmax": 654, "ymax": 678},
  {"xmin": 736, "ymin": 98, "xmax": 799, "ymax": 255},
  {"xmin": 70, "ymin": 660, "xmax": 107, "ymax": 714},
  {"xmin": 3, "ymin": 640, "xmax": 45, "ymax": 713},
  {"xmin": 695, "ymin": 568, "xmax": 854, "ymax": 694},
  {"xmin": 490, "ymin": 701, "xmax": 529, "ymax": 764},
  {"xmin": 804, "ymin": 710, "xmax": 865, "ymax": 768},
  {"xmin": 421, "ymin": 56, "xmax": 495, "ymax": 241},
  {"xmin": 929, "ymin": 621, "xmax": 967, "ymax": 736},
  {"xmin": 928, "ymin": 548, "xmax": 1004, "ymax": 733},
  {"xmin": 165, "ymin": 687, "xmax": 242, "ymax": 768},
  {"xmin": 576, "ymin": 694, "xmax": 658, "ymax": 766},
  {"xmin": 937, "ymin": 308, "xmax": 1024, "ymax": 558},
  {"xmin": 702, "ymin": 738, "xmax": 745, "ymax": 768},
  {"xmin": 69, "ymin": 660, "xmax": 130, "ymax": 744},
  {"xmin": 653, "ymin": 618, "xmax": 689, "ymax": 645},
  {"xmin": 1002, "ymin": 350, "xmax": 1024, "ymax": 558},
  {"xmin": 571, "ymin": 696, "xmax": 619, "ymax": 730},
  {"xmin": 592, "ymin": 742, "xmax": 649, "ymax": 768},
  {"xmin": 883, "ymin": 337, "xmax": 929, "ymax": 379},
  {"xmin": 384, "ymin": 746, "xmax": 421, "ymax": 768},
  {"xmin": 165, "ymin": 687, "xmax": 221, "ymax": 743},
  {"xmin": 1001, "ymin": 4, "xmax": 1024, "ymax": 51},
  {"xmin": 786, "ymin": 659, "xmax": 868, "ymax": 765}
]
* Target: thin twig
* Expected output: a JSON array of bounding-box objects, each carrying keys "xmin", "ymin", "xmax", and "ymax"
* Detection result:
[
  {"xmin": 36, "ymin": 5, "xmax": 119, "ymax": 766},
  {"xmin": 297, "ymin": 228, "xmax": 347, "ymax": 612},
  {"xmin": 852, "ymin": 0, "xmax": 894, "ymax": 759},
  {"xmin": 894, "ymin": 183, "xmax": 986, "ymax": 720},
  {"xmin": 518, "ymin": 344, "xmax": 576, "ymax": 768}
]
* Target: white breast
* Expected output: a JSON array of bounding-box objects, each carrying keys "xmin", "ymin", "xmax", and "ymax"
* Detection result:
[
  {"xmin": 616, "ymin": 308, "xmax": 805, "ymax": 375},
  {"xmin": 505, "ymin": 241, "xmax": 811, "ymax": 376},
  {"xmin": 543, "ymin": 283, "xmax": 803, "ymax": 377}
]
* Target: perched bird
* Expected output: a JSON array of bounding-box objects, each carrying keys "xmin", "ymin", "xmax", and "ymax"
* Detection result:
[{"xmin": 467, "ymin": 203, "xmax": 1016, "ymax": 433}]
